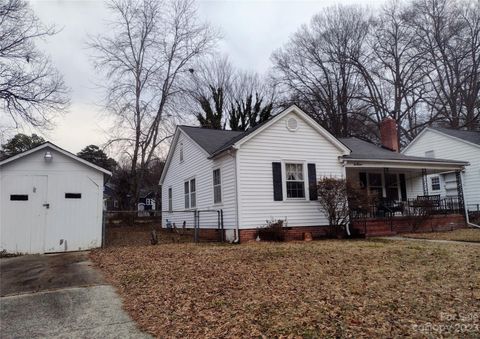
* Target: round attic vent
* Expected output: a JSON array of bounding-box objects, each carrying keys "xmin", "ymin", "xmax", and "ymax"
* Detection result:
[{"xmin": 286, "ymin": 117, "xmax": 298, "ymax": 131}]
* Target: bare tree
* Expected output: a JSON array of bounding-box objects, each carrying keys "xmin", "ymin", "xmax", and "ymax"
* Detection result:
[
  {"xmin": 408, "ymin": 0, "xmax": 480, "ymax": 130},
  {"xmin": 89, "ymin": 0, "xmax": 218, "ymax": 207},
  {"xmin": 272, "ymin": 6, "xmax": 374, "ymax": 138},
  {"xmin": 0, "ymin": 0, "xmax": 69, "ymax": 129},
  {"xmin": 353, "ymin": 0, "xmax": 430, "ymax": 144}
]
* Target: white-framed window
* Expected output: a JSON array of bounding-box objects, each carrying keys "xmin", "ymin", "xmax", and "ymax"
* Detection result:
[
  {"xmin": 425, "ymin": 150, "xmax": 435, "ymax": 158},
  {"xmin": 184, "ymin": 178, "xmax": 196, "ymax": 209},
  {"xmin": 179, "ymin": 142, "xmax": 184, "ymax": 163},
  {"xmin": 146, "ymin": 198, "xmax": 154, "ymax": 205},
  {"xmin": 285, "ymin": 163, "xmax": 306, "ymax": 199},
  {"xmin": 168, "ymin": 187, "xmax": 172, "ymax": 212},
  {"xmin": 213, "ymin": 168, "xmax": 222, "ymax": 204},
  {"xmin": 431, "ymin": 176, "xmax": 441, "ymax": 191}
]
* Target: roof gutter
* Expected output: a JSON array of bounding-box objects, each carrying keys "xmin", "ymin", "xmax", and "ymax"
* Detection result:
[{"xmin": 343, "ymin": 158, "xmax": 468, "ymax": 166}]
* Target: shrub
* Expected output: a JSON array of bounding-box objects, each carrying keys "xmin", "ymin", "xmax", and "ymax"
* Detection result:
[{"xmin": 257, "ymin": 219, "xmax": 285, "ymax": 241}]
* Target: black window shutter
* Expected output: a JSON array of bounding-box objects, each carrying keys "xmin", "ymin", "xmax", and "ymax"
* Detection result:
[
  {"xmin": 359, "ymin": 172, "xmax": 367, "ymax": 189},
  {"xmin": 307, "ymin": 163, "xmax": 318, "ymax": 200},
  {"xmin": 272, "ymin": 162, "xmax": 283, "ymax": 201},
  {"xmin": 399, "ymin": 174, "xmax": 407, "ymax": 201}
]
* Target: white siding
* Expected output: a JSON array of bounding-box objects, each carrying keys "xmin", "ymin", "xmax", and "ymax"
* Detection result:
[
  {"xmin": 236, "ymin": 111, "xmax": 345, "ymax": 229},
  {"xmin": 0, "ymin": 146, "xmax": 104, "ymax": 254},
  {"xmin": 161, "ymin": 131, "xmax": 237, "ymax": 233},
  {"xmin": 404, "ymin": 129, "xmax": 480, "ymax": 208}
]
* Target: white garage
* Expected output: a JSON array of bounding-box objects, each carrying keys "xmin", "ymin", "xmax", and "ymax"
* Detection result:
[{"xmin": 0, "ymin": 142, "xmax": 111, "ymax": 254}]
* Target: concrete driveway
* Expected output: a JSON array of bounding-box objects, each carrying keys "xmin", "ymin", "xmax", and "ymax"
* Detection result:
[{"xmin": 0, "ymin": 252, "xmax": 151, "ymax": 338}]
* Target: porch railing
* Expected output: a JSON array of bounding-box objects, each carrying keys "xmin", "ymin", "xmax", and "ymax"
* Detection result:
[{"xmin": 350, "ymin": 196, "xmax": 462, "ymax": 220}]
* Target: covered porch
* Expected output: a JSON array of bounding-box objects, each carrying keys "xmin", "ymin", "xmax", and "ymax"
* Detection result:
[{"xmin": 342, "ymin": 156, "xmax": 469, "ymax": 237}]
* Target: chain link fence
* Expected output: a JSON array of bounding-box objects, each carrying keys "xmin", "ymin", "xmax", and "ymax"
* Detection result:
[{"xmin": 103, "ymin": 209, "xmax": 225, "ymax": 247}]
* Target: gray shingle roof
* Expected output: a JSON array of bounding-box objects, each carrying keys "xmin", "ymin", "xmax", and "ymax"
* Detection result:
[
  {"xmin": 432, "ymin": 127, "xmax": 480, "ymax": 146},
  {"xmin": 339, "ymin": 137, "xmax": 468, "ymax": 164},
  {"xmin": 179, "ymin": 126, "xmax": 243, "ymax": 155},
  {"xmin": 179, "ymin": 127, "xmax": 468, "ymax": 165}
]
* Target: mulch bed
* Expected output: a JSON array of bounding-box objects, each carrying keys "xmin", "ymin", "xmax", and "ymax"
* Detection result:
[{"xmin": 91, "ymin": 239, "xmax": 480, "ymax": 338}]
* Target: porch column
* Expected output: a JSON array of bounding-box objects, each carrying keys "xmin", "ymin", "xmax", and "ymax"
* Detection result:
[
  {"xmin": 421, "ymin": 169, "xmax": 429, "ymax": 195},
  {"xmin": 455, "ymin": 170, "xmax": 465, "ymax": 211}
]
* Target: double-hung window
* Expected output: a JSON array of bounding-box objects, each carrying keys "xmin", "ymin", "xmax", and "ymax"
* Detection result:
[
  {"xmin": 184, "ymin": 178, "xmax": 196, "ymax": 209},
  {"xmin": 431, "ymin": 176, "xmax": 440, "ymax": 191},
  {"xmin": 213, "ymin": 169, "xmax": 221, "ymax": 204},
  {"xmin": 285, "ymin": 163, "xmax": 305, "ymax": 199},
  {"xmin": 168, "ymin": 188, "xmax": 172, "ymax": 212}
]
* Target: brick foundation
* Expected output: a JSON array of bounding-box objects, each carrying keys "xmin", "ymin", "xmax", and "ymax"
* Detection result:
[
  {"xmin": 351, "ymin": 214, "xmax": 466, "ymax": 237},
  {"xmin": 239, "ymin": 226, "xmax": 331, "ymax": 243},
  {"xmin": 238, "ymin": 214, "xmax": 466, "ymax": 242}
]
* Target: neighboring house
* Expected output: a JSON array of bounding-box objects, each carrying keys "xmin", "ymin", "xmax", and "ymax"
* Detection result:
[
  {"xmin": 103, "ymin": 183, "xmax": 119, "ymax": 211},
  {"xmin": 403, "ymin": 128, "xmax": 480, "ymax": 212},
  {"xmin": 160, "ymin": 106, "xmax": 468, "ymax": 242},
  {"xmin": 0, "ymin": 142, "xmax": 111, "ymax": 254},
  {"xmin": 138, "ymin": 189, "xmax": 156, "ymax": 211}
]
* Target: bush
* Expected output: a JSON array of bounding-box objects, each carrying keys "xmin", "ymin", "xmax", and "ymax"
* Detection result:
[{"xmin": 257, "ymin": 219, "xmax": 285, "ymax": 241}]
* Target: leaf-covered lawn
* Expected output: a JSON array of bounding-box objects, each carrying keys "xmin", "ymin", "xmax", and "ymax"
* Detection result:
[
  {"xmin": 91, "ymin": 239, "xmax": 480, "ymax": 338},
  {"xmin": 403, "ymin": 228, "xmax": 480, "ymax": 243}
]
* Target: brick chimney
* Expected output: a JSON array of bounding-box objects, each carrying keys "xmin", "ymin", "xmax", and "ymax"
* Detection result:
[{"xmin": 380, "ymin": 117, "xmax": 399, "ymax": 152}]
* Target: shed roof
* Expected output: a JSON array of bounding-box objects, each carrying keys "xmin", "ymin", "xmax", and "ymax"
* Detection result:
[{"xmin": 339, "ymin": 137, "xmax": 468, "ymax": 165}]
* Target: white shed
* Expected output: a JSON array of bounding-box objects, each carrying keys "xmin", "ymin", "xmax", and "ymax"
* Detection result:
[{"xmin": 0, "ymin": 142, "xmax": 111, "ymax": 254}]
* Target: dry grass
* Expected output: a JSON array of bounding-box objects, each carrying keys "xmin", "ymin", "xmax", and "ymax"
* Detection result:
[
  {"xmin": 91, "ymin": 239, "xmax": 480, "ymax": 338},
  {"xmin": 403, "ymin": 228, "xmax": 480, "ymax": 243},
  {"xmin": 105, "ymin": 226, "xmax": 196, "ymax": 247}
]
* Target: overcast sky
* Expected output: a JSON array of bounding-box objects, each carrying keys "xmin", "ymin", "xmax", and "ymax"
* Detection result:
[{"xmin": 25, "ymin": 0, "xmax": 382, "ymax": 154}]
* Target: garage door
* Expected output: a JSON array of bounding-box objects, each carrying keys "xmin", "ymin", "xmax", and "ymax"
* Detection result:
[{"xmin": 0, "ymin": 175, "xmax": 48, "ymax": 253}]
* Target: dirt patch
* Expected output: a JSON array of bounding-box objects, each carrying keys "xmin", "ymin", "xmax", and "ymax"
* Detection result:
[
  {"xmin": 91, "ymin": 240, "xmax": 480, "ymax": 338},
  {"xmin": 0, "ymin": 252, "xmax": 104, "ymax": 296},
  {"xmin": 403, "ymin": 228, "xmax": 480, "ymax": 243},
  {"xmin": 105, "ymin": 226, "xmax": 207, "ymax": 247}
]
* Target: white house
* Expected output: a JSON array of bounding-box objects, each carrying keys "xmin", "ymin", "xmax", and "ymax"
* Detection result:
[
  {"xmin": 160, "ymin": 106, "xmax": 468, "ymax": 242},
  {"xmin": 403, "ymin": 128, "xmax": 480, "ymax": 212},
  {"xmin": 0, "ymin": 142, "xmax": 111, "ymax": 254}
]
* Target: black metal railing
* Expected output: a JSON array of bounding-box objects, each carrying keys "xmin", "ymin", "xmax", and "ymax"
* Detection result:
[{"xmin": 350, "ymin": 196, "xmax": 462, "ymax": 220}]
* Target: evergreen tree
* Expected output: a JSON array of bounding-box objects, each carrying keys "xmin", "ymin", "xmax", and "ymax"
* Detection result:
[
  {"xmin": 0, "ymin": 133, "xmax": 45, "ymax": 159},
  {"xmin": 229, "ymin": 93, "xmax": 273, "ymax": 131},
  {"xmin": 77, "ymin": 145, "xmax": 117, "ymax": 172},
  {"xmin": 196, "ymin": 86, "xmax": 225, "ymax": 129}
]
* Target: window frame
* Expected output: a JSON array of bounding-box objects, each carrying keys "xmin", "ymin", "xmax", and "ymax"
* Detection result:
[
  {"xmin": 10, "ymin": 194, "xmax": 28, "ymax": 201},
  {"xmin": 184, "ymin": 178, "xmax": 196, "ymax": 209},
  {"xmin": 168, "ymin": 187, "xmax": 172, "ymax": 212},
  {"xmin": 213, "ymin": 168, "xmax": 222, "ymax": 205},
  {"xmin": 179, "ymin": 142, "xmax": 184, "ymax": 163},
  {"xmin": 65, "ymin": 193, "xmax": 82, "ymax": 199},
  {"xmin": 283, "ymin": 161, "xmax": 307, "ymax": 200},
  {"xmin": 431, "ymin": 176, "xmax": 441, "ymax": 191}
]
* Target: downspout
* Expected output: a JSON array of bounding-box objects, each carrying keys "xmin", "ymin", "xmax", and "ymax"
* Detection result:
[
  {"xmin": 340, "ymin": 158, "xmax": 351, "ymax": 236},
  {"xmin": 231, "ymin": 148, "xmax": 241, "ymax": 243},
  {"xmin": 460, "ymin": 171, "xmax": 480, "ymax": 228}
]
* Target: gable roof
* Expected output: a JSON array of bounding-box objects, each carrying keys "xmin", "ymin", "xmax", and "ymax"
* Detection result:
[
  {"xmin": 179, "ymin": 105, "xmax": 350, "ymax": 158},
  {"xmin": 178, "ymin": 126, "xmax": 243, "ymax": 155},
  {"xmin": 402, "ymin": 127, "xmax": 480, "ymax": 153},
  {"xmin": 0, "ymin": 142, "xmax": 112, "ymax": 175},
  {"xmin": 160, "ymin": 106, "xmax": 350, "ymax": 184},
  {"xmin": 431, "ymin": 127, "xmax": 480, "ymax": 146}
]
